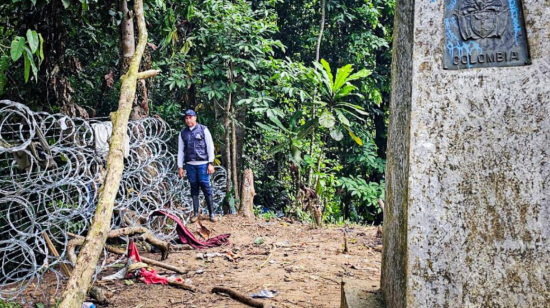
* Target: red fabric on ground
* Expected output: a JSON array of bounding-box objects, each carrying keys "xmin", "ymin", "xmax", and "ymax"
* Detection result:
[
  {"xmin": 151, "ymin": 210, "xmax": 230, "ymax": 249},
  {"xmin": 128, "ymin": 241, "xmax": 142, "ymax": 262},
  {"xmin": 138, "ymin": 267, "xmax": 169, "ymax": 285}
]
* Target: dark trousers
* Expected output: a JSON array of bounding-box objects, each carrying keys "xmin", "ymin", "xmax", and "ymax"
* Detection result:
[{"xmin": 185, "ymin": 163, "xmax": 212, "ymax": 196}]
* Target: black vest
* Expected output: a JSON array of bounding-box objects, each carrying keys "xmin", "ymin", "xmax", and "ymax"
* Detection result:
[{"xmin": 180, "ymin": 124, "xmax": 208, "ymax": 163}]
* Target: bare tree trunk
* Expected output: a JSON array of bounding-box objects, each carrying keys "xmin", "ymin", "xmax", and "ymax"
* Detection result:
[
  {"xmin": 224, "ymin": 61, "xmax": 234, "ymax": 194},
  {"xmin": 231, "ymin": 105, "xmax": 240, "ymax": 201},
  {"xmin": 306, "ymin": 0, "xmax": 326, "ymax": 187},
  {"xmin": 57, "ymin": 1, "xmax": 156, "ymax": 307},
  {"xmin": 239, "ymin": 169, "xmax": 255, "ymax": 217}
]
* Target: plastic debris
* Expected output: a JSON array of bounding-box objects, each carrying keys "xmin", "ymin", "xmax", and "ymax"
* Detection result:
[{"xmin": 250, "ymin": 289, "xmax": 277, "ymax": 298}]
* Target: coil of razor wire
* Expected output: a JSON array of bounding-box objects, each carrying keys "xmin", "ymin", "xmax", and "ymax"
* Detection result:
[{"xmin": 0, "ymin": 100, "xmax": 226, "ymax": 304}]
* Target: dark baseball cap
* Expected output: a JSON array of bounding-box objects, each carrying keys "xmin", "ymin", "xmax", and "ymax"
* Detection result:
[{"xmin": 184, "ymin": 110, "xmax": 197, "ymax": 117}]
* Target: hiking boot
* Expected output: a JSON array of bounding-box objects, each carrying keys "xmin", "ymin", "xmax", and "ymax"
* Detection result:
[
  {"xmin": 205, "ymin": 194, "xmax": 216, "ymax": 222},
  {"xmin": 190, "ymin": 195, "xmax": 199, "ymax": 223}
]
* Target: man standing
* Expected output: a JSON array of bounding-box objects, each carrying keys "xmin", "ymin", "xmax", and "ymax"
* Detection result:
[{"xmin": 178, "ymin": 110, "xmax": 217, "ymax": 222}]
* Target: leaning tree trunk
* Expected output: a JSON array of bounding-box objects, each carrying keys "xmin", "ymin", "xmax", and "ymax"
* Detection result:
[
  {"xmin": 231, "ymin": 105, "xmax": 240, "ymax": 201},
  {"xmin": 306, "ymin": 0, "xmax": 326, "ymax": 187},
  {"xmin": 223, "ymin": 61, "xmax": 234, "ymax": 195},
  {"xmin": 57, "ymin": 0, "xmax": 158, "ymax": 307}
]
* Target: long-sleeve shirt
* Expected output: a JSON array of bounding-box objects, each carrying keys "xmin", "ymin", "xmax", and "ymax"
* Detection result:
[{"xmin": 177, "ymin": 125, "xmax": 215, "ymax": 168}]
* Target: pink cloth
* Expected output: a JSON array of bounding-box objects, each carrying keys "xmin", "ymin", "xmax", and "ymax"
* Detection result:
[{"xmin": 151, "ymin": 210, "xmax": 230, "ymax": 249}]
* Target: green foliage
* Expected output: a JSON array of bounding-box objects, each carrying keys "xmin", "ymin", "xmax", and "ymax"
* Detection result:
[
  {"xmin": 0, "ymin": 55, "xmax": 9, "ymax": 95},
  {"xmin": 8, "ymin": 30, "xmax": 43, "ymax": 82},
  {"xmin": 338, "ymin": 176, "xmax": 385, "ymax": 221},
  {"xmin": 0, "ymin": 300, "xmax": 23, "ymax": 308},
  {"xmin": 0, "ymin": 0, "xmax": 393, "ymax": 226},
  {"xmin": 312, "ymin": 59, "xmax": 371, "ymax": 145}
]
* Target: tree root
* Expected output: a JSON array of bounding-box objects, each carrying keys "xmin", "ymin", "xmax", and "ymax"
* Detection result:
[{"xmin": 88, "ymin": 286, "xmax": 111, "ymax": 305}]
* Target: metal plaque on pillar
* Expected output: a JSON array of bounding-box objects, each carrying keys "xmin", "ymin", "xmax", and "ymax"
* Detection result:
[{"xmin": 443, "ymin": 0, "xmax": 530, "ymax": 70}]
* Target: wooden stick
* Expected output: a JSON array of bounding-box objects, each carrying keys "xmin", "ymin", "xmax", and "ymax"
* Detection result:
[
  {"xmin": 377, "ymin": 198, "xmax": 384, "ymax": 212},
  {"xmin": 42, "ymin": 232, "xmax": 72, "ymax": 277},
  {"xmin": 167, "ymin": 279, "xmax": 197, "ymax": 293},
  {"xmin": 343, "ymin": 231, "xmax": 349, "ymax": 254},
  {"xmin": 258, "ymin": 244, "xmax": 276, "ymax": 269},
  {"xmin": 212, "ymin": 286, "xmax": 265, "ymax": 308},
  {"xmin": 104, "ymin": 245, "xmax": 188, "ymax": 275}
]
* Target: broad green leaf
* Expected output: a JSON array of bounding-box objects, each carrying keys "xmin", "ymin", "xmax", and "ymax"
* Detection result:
[
  {"xmin": 296, "ymin": 118, "xmax": 318, "ymax": 139},
  {"xmin": 372, "ymin": 89, "xmax": 382, "ymax": 106},
  {"xmin": 10, "ymin": 36, "xmax": 25, "ymax": 62},
  {"xmin": 38, "ymin": 33, "xmax": 44, "ymax": 64},
  {"xmin": 334, "ymin": 109, "xmax": 350, "ymax": 126},
  {"xmin": 187, "ymin": 5, "xmax": 194, "ymax": 20},
  {"xmin": 268, "ymin": 143, "xmax": 286, "ymax": 155},
  {"xmin": 319, "ymin": 111, "xmax": 336, "ymax": 128},
  {"xmin": 334, "ymin": 84, "xmax": 357, "ymax": 100},
  {"xmin": 268, "ymin": 115, "xmax": 291, "ymax": 133},
  {"xmin": 320, "ymin": 58, "xmax": 333, "ymax": 84},
  {"xmin": 61, "ymin": 0, "xmax": 70, "ymax": 8},
  {"xmin": 255, "ymin": 122, "xmax": 278, "ymax": 133},
  {"xmin": 333, "ymin": 64, "xmax": 353, "ymax": 92},
  {"xmin": 330, "ymin": 128, "xmax": 344, "ymax": 141},
  {"xmin": 180, "ymin": 40, "xmax": 193, "ymax": 55},
  {"xmin": 289, "ymin": 110, "xmax": 302, "ymax": 129},
  {"xmin": 312, "ymin": 61, "xmax": 332, "ymax": 94},
  {"xmin": 347, "ymin": 69, "xmax": 372, "ymax": 82},
  {"xmin": 344, "ymin": 126, "xmax": 363, "ymax": 146},
  {"xmin": 26, "ymin": 30, "xmax": 39, "ymax": 54},
  {"xmin": 336, "ymin": 102, "xmax": 369, "ymax": 116},
  {"xmin": 0, "ymin": 55, "xmax": 9, "ymax": 71},
  {"xmin": 25, "ymin": 48, "xmax": 37, "ymax": 82},
  {"xmin": 23, "ymin": 51, "xmax": 30, "ymax": 82}
]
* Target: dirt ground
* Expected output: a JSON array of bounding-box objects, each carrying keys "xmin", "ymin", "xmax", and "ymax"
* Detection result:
[{"xmin": 94, "ymin": 215, "xmax": 383, "ymax": 308}]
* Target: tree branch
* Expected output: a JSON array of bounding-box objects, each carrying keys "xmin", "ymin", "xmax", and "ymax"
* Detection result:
[{"xmin": 137, "ymin": 69, "xmax": 161, "ymax": 79}]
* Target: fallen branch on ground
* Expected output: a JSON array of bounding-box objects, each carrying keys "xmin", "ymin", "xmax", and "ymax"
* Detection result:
[
  {"xmin": 258, "ymin": 244, "xmax": 276, "ymax": 269},
  {"xmin": 67, "ymin": 234, "xmax": 187, "ymax": 275},
  {"xmin": 42, "ymin": 232, "xmax": 72, "ymax": 277},
  {"xmin": 105, "ymin": 245, "xmax": 188, "ymax": 275},
  {"xmin": 212, "ymin": 287, "xmax": 265, "ymax": 308},
  {"xmin": 166, "ymin": 279, "xmax": 197, "ymax": 292}
]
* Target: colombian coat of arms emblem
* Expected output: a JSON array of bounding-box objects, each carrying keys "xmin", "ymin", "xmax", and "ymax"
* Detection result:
[{"xmin": 456, "ymin": 0, "xmax": 508, "ymax": 40}]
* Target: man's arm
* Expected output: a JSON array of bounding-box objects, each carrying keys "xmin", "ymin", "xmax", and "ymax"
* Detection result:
[
  {"xmin": 204, "ymin": 127, "xmax": 215, "ymax": 174},
  {"xmin": 204, "ymin": 127, "xmax": 215, "ymax": 164},
  {"xmin": 178, "ymin": 134, "xmax": 185, "ymax": 177}
]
